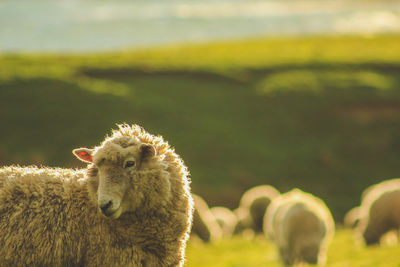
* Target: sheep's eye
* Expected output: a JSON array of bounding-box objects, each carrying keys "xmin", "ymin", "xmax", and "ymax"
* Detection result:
[
  {"xmin": 97, "ymin": 158, "xmax": 105, "ymax": 166},
  {"xmin": 124, "ymin": 160, "xmax": 135, "ymax": 168}
]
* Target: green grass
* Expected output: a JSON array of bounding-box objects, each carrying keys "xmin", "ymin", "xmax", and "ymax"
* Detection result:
[
  {"xmin": 2, "ymin": 35, "xmax": 400, "ymax": 221},
  {"xmin": 2, "ymin": 35, "xmax": 400, "ymax": 79},
  {"xmin": 186, "ymin": 229, "xmax": 400, "ymax": 267}
]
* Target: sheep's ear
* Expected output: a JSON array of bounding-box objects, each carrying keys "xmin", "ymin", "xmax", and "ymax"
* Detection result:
[
  {"xmin": 140, "ymin": 144, "xmax": 156, "ymax": 159},
  {"xmin": 73, "ymin": 148, "xmax": 94, "ymax": 163}
]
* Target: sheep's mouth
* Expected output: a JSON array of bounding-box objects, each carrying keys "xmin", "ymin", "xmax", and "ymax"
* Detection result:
[{"xmin": 101, "ymin": 206, "xmax": 122, "ymax": 219}]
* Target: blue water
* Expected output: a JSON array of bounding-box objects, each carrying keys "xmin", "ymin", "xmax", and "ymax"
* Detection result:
[{"xmin": 0, "ymin": 0, "xmax": 399, "ymax": 52}]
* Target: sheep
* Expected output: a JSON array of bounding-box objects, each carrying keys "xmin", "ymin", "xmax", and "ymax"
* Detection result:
[
  {"xmin": 191, "ymin": 194, "xmax": 223, "ymax": 242},
  {"xmin": 343, "ymin": 180, "xmax": 398, "ymax": 230},
  {"xmin": 357, "ymin": 178, "xmax": 400, "ymax": 246},
  {"xmin": 210, "ymin": 206, "xmax": 237, "ymax": 238},
  {"xmin": 264, "ymin": 189, "xmax": 335, "ymax": 266},
  {"xmin": 233, "ymin": 185, "xmax": 280, "ymax": 235},
  {"xmin": 0, "ymin": 124, "xmax": 193, "ymax": 266}
]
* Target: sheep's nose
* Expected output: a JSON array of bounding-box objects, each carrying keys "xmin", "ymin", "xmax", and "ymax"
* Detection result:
[{"xmin": 100, "ymin": 200, "xmax": 113, "ymax": 213}]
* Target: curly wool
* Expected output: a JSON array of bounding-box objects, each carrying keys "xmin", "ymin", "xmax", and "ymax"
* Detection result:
[{"xmin": 0, "ymin": 124, "xmax": 193, "ymax": 266}]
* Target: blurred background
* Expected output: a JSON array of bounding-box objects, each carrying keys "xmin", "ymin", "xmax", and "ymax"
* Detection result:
[{"xmin": 1, "ymin": 0, "xmax": 400, "ymax": 222}]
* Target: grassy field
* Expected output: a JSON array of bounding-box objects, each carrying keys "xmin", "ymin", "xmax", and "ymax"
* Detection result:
[
  {"xmin": 1, "ymin": 35, "xmax": 400, "ymax": 221},
  {"xmin": 186, "ymin": 229, "xmax": 400, "ymax": 267}
]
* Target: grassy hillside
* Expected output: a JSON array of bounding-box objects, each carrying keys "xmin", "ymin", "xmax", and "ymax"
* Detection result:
[
  {"xmin": 1, "ymin": 35, "xmax": 400, "ymax": 220},
  {"xmin": 186, "ymin": 229, "xmax": 400, "ymax": 266}
]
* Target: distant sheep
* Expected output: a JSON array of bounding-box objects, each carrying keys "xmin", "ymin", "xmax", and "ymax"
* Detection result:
[
  {"xmin": 210, "ymin": 206, "xmax": 237, "ymax": 238},
  {"xmin": 191, "ymin": 194, "xmax": 223, "ymax": 242},
  {"xmin": 264, "ymin": 189, "xmax": 335, "ymax": 266},
  {"xmin": 0, "ymin": 124, "xmax": 193, "ymax": 266},
  {"xmin": 233, "ymin": 185, "xmax": 280, "ymax": 235},
  {"xmin": 344, "ymin": 180, "xmax": 399, "ymax": 230},
  {"xmin": 357, "ymin": 178, "xmax": 400, "ymax": 245}
]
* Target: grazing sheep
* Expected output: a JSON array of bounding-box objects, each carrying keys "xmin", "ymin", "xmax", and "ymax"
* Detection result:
[
  {"xmin": 191, "ymin": 194, "xmax": 223, "ymax": 242},
  {"xmin": 357, "ymin": 178, "xmax": 400, "ymax": 246},
  {"xmin": 264, "ymin": 189, "xmax": 335, "ymax": 266},
  {"xmin": 210, "ymin": 206, "xmax": 237, "ymax": 238},
  {"xmin": 0, "ymin": 124, "xmax": 193, "ymax": 266},
  {"xmin": 343, "ymin": 180, "xmax": 399, "ymax": 230},
  {"xmin": 343, "ymin": 206, "xmax": 361, "ymax": 229},
  {"xmin": 233, "ymin": 185, "xmax": 280, "ymax": 235}
]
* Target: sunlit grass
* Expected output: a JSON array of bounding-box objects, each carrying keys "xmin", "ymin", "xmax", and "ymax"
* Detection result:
[
  {"xmin": 186, "ymin": 229, "xmax": 400, "ymax": 267},
  {"xmin": 186, "ymin": 235, "xmax": 278, "ymax": 267},
  {"xmin": 1, "ymin": 35, "xmax": 400, "ymax": 81},
  {"xmin": 256, "ymin": 70, "xmax": 395, "ymax": 96}
]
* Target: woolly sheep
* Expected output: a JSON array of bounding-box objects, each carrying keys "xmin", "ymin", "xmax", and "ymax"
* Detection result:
[
  {"xmin": 210, "ymin": 206, "xmax": 237, "ymax": 238},
  {"xmin": 191, "ymin": 194, "xmax": 223, "ymax": 242},
  {"xmin": 357, "ymin": 178, "xmax": 400, "ymax": 245},
  {"xmin": 233, "ymin": 185, "xmax": 280, "ymax": 235},
  {"xmin": 264, "ymin": 189, "xmax": 335, "ymax": 266},
  {"xmin": 0, "ymin": 124, "xmax": 193, "ymax": 266},
  {"xmin": 343, "ymin": 180, "xmax": 397, "ymax": 230}
]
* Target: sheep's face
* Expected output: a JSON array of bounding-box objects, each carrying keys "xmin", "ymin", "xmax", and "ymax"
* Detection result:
[
  {"xmin": 360, "ymin": 222, "xmax": 381, "ymax": 245},
  {"xmin": 73, "ymin": 137, "xmax": 170, "ymax": 219}
]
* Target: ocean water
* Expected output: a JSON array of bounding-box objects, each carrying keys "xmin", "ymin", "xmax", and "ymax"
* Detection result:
[{"xmin": 0, "ymin": 0, "xmax": 399, "ymax": 52}]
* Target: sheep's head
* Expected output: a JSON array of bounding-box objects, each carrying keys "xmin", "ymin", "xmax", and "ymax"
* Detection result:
[
  {"xmin": 359, "ymin": 220, "xmax": 381, "ymax": 246},
  {"xmin": 297, "ymin": 241, "xmax": 320, "ymax": 265},
  {"xmin": 73, "ymin": 137, "xmax": 171, "ymax": 219}
]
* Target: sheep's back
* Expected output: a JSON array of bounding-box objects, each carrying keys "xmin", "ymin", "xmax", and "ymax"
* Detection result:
[
  {"xmin": 0, "ymin": 166, "xmax": 91, "ymax": 265},
  {"xmin": 281, "ymin": 203, "xmax": 326, "ymax": 244}
]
